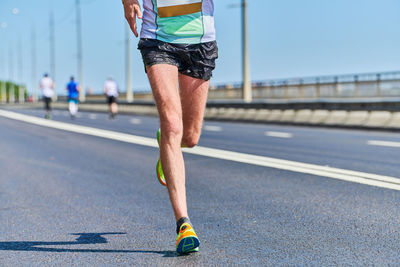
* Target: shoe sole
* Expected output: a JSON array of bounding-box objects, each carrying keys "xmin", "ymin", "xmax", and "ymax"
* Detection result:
[
  {"xmin": 156, "ymin": 129, "xmax": 167, "ymax": 186},
  {"xmin": 156, "ymin": 159, "xmax": 167, "ymax": 186},
  {"xmin": 176, "ymin": 236, "xmax": 200, "ymax": 254}
]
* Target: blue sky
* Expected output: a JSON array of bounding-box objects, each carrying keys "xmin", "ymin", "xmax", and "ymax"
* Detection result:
[{"xmin": 0, "ymin": 0, "xmax": 399, "ymax": 96}]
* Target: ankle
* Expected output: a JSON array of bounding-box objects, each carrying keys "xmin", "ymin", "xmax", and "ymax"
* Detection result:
[{"xmin": 176, "ymin": 216, "xmax": 191, "ymax": 234}]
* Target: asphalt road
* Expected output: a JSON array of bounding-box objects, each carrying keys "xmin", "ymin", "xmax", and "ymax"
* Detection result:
[{"xmin": 1, "ymin": 107, "xmax": 400, "ymax": 266}]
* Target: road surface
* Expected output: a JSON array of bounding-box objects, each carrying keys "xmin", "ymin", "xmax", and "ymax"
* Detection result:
[{"xmin": 1, "ymin": 107, "xmax": 400, "ymax": 266}]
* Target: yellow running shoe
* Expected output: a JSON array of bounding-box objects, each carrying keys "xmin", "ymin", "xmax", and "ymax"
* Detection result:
[
  {"xmin": 156, "ymin": 129, "xmax": 167, "ymax": 186},
  {"xmin": 176, "ymin": 223, "xmax": 200, "ymax": 254}
]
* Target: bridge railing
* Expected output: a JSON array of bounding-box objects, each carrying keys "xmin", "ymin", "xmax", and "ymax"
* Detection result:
[
  {"xmin": 209, "ymin": 71, "xmax": 400, "ymax": 100},
  {"xmin": 2, "ymin": 71, "xmax": 400, "ymax": 104}
]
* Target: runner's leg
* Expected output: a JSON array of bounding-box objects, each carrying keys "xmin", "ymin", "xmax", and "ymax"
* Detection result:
[
  {"xmin": 69, "ymin": 101, "xmax": 73, "ymax": 115},
  {"xmin": 147, "ymin": 64, "xmax": 188, "ymax": 221},
  {"xmin": 179, "ymin": 73, "xmax": 210, "ymax": 148}
]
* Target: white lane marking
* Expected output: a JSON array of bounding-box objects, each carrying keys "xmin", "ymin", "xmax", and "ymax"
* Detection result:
[
  {"xmin": 89, "ymin": 114, "xmax": 97, "ymax": 120},
  {"xmin": 265, "ymin": 131, "xmax": 293, "ymax": 138},
  {"xmin": 130, "ymin": 118, "xmax": 142, "ymax": 125},
  {"xmin": 368, "ymin": 140, "xmax": 400, "ymax": 148},
  {"xmin": 204, "ymin": 125, "xmax": 222, "ymax": 132},
  {"xmin": 1, "ymin": 109, "xmax": 400, "ymax": 191}
]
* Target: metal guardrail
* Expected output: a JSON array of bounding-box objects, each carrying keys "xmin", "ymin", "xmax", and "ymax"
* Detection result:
[
  {"xmin": 209, "ymin": 71, "xmax": 400, "ymax": 100},
  {"xmin": 3, "ymin": 71, "xmax": 400, "ymax": 103}
]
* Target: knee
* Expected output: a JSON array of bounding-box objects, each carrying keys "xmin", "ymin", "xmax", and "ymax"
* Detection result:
[
  {"xmin": 182, "ymin": 132, "xmax": 200, "ymax": 148},
  {"xmin": 161, "ymin": 116, "xmax": 183, "ymax": 142}
]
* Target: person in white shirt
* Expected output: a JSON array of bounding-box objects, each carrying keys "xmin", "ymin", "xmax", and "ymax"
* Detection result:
[
  {"xmin": 39, "ymin": 73, "xmax": 55, "ymax": 119},
  {"xmin": 103, "ymin": 77, "xmax": 119, "ymax": 119}
]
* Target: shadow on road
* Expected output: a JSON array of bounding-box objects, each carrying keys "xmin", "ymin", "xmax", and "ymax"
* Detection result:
[{"xmin": 0, "ymin": 232, "xmax": 176, "ymax": 257}]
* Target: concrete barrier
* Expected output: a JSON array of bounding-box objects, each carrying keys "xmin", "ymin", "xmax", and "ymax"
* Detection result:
[
  {"xmin": 324, "ymin": 111, "xmax": 348, "ymax": 125},
  {"xmin": 309, "ymin": 110, "xmax": 330, "ymax": 124},
  {"xmin": 364, "ymin": 111, "xmax": 392, "ymax": 128},
  {"xmin": 344, "ymin": 111, "xmax": 370, "ymax": 126},
  {"xmin": 254, "ymin": 109, "xmax": 270, "ymax": 121},
  {"xmin": 2, "ymin": 101, "xmax": 400, "ymax": 131},
  {"xmin": 241, "ymin": 108, "xmax": 258, "ymax": 120},
  {"xmin": 280, "ymin": 110, "xmax": 296, "ymax": 122},
  {"xmin": 232, "ymin": 108, "xmax": 248, "ymax": 120},
  {"xmin": 386, "ymin": 112, "xmax": 400, "ymax": 129},
  {"xmin": 268, "ymin": 110, "xmax": 283, "ymax": 121},
  {"xmin": 294, "ymin": 110, "xmax": 313, "ymax": 123}
]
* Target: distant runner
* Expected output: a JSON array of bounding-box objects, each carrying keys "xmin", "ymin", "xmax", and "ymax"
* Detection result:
[
  {"xmin": 104, "ymin": 77, "xmax": 119, "ymax": 119},
  {"xmin": 123, "ymin": 0, "xmax": 217, "ymax": 254},
  {"xmin": 66, "ymin": 76, "xmax": 80, "ymax": 119},
  {"xmin": 39, "ymin": 73, "xmax": 55, "ymax": 119}
]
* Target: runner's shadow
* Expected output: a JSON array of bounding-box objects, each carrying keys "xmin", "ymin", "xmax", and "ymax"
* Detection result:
[{"xmin": 0, "ymin": 232, "xmax": 176, "ymax": 257}]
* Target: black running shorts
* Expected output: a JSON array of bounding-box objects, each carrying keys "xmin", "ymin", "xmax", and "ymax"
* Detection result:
[
  {"xmin": 138, "ymin": 38, "xmax": 218, "ymax": 81},
  {"xmin": 43, "ymin": 97, "xmax": 52, "ymax": 111},
  {"xmin": 107, "ymin": 96, "xmax": 117, "ymax": 105}
]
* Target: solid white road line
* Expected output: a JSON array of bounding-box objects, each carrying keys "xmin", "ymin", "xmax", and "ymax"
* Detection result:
[
  {"xmin": 368, "ymin": 140, "xmax": 400, "ymax": 148},
  {"xmin": 1, "ymin": 109, "xmax": 400, "ymax": 191},
  {"xmin": 204, "ymin": 125, "xmax": 222, "ymax": 132},
  {"xmin": 265, "ymin": 131, "xmax": 293, "ymax": 138},
  {"xmin": 130, "ymin": 118, "xmax": 142, "ymax": 125}
]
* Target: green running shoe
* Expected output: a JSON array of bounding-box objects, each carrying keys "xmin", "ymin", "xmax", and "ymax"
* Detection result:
[
  {"xmin": 176, "ymin": 223, "xmax": 200, "ymax": 254},
  {"xmin": 156, "ymin": 129, "xmax": 167, "ymax": 186}
]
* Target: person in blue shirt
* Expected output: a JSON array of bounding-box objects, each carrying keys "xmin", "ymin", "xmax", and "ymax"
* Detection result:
[{"xmin": 66, "ymin": 76, "xmax": 80, "ymax": 119}]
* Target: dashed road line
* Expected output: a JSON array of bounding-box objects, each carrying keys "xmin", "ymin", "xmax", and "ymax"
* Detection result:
[
  {"xmin": 130, "ymin": 118, "xmax": 142, "ymax": 125},
  {"xmin": 368, "ymin": 140, "xmax": 400, "ymax": 148},
  {"xmin": 265, "ymin": 131, "xmax": 293, "ymax": 138},
  {"xmin": 204, "ymin": 125, "xmax": 222, "ymax": 132}
]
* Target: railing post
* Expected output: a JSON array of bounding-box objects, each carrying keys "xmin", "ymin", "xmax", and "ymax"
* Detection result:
[
  {"xmin": 284, "ymin": 81, "xmax": 289, "ymax": 99},
  {"xmin": 354, "ymin": 75, "xmax": 359, "ymax": 97},
  {"xmin": 316, "ymin": 78, "xmax": 320, "ymax": 98},
  {"xmin": 299, "ymin": 79, "xmax": 304, "ymax": 98},
  {"xmin": 376, "ymin": 74, "xmax": 381, "ymax": 97},
  {"xmin": 334, "ymin": 76, "xmax": 339, "ymax": 97},
  {"xmin": 270, "ymin": 82, "xmax": 275, "ymax": 98}
]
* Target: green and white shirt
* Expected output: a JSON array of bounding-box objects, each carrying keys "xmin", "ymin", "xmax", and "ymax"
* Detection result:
[{"xmin": 140, "ymin": 0, "xmax": 215, "ymax": 44}]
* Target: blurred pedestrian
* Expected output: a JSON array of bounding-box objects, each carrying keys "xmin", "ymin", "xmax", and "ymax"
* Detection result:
[
  {"xmin": 104, "ymin": 77, "xmax": 119, "ymax": 119},
  {"xmin": 66, "ymin": 76, "xmax": 80, "ymax": 119},
  {"xmin": 39, "ymin": 73, "xmax": 55, "ymax": 119}
]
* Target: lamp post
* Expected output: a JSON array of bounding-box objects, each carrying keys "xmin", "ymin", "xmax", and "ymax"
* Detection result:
[
  {"xmin": 241, "ymin": 0, "xmax": 252, "ymax": 103},
  {"xmin": 125, "ymin": 22, "xmax": 133, "ymax": 103},
  {"xmin": 76, "ymin": 0, "xmax": 85, "ymax": 102},
  {"xmin": 31, "ymin": 23, "xmax": 37, "ymax": 102},
  {"xmin": 0, "ymin": 22, "xmax": 7, "ymax": 103},
  {"xmin": 0, "ymin": 22, "xmax": 6, "ymax": 102},
  {"xmin": 50, "ymin": 7, "xmax": 57, "ymax": 101}
]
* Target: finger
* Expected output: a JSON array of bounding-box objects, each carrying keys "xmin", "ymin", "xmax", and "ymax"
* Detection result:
[
  {"xmin": 135, "ymin": 6, "xmax": 142, "ymax": 19},
  {"xmin": 132, "ymin": 14, "xmax": 138, "ymax": 37},
  {"xmin": 133, "ymin": 24, "xmax": 138, "ymax": 37}
]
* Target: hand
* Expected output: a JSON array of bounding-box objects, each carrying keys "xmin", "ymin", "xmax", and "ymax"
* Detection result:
[{"xmin": 123, "ymin": 0, "xmax": 142, "ymax": 37}]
